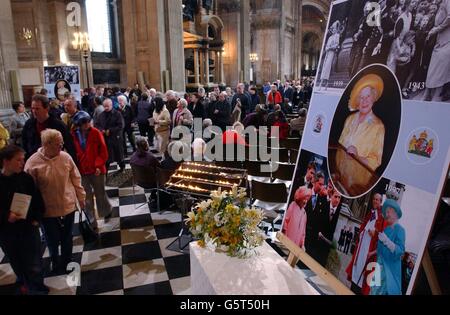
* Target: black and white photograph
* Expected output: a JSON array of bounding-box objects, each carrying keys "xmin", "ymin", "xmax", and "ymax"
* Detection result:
[
  {"xmin": 44, "ymin": 66, "xmax": 80, "ymax": 85},
  {"xmin": 44, "ymin": 65, "xmax": 81, "ymax": 101},
  {"xmin": 316, "ymin": 0, "xmax": 450, "ymax": 103}
]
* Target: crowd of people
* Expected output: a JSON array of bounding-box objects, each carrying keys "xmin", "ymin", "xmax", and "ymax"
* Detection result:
[
  {"xmin": 318, "ymin": 0, "xmax": 450, "ymax": 102},
  {"xmin": 0, "ymin": 77, "xmax": 314, "ymax": 295}
]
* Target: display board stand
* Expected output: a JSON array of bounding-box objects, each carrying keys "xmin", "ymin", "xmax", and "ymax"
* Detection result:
[
  {"xmin": 420, "ymin": 164, "xmax": 449, "ymax": 295},
  {"xmin": 277, "ymin": 232, "xmax": 354, "ymax": 295},
  {"xmin": 422, "ymin": 249, "xmax": 442, "ymax": 295}
]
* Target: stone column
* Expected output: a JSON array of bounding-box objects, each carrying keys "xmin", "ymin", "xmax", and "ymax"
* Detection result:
[
  {"xmin": 48, "ymin": 0, "xmax": 71, "ymax": 65},
  {"xmin": 194, "ymin": 48, "xmax": 200, "ymax": 85},
  {"xmin": 0, "ymin": 44, "xmax": 11, "ymax": 111},
  {"xmin": 293, "ymin": 1, "xmax": 303, "ymax": 79},
  {"xmin": 219, "ymin": 52, "xmax": 225, "ymax": 85},
  {"xmin": 214, "ymin": 51, "xmax": 219, "ymax": 83},
  {"xmin": 205, "ymin": 50, "xmax": 210, "ymax": 86},
  {"xmin": 199, "ymin": 49, "xmax": 205, "ymax": 85},
  {"xmin": 0, "ymin": 0, "xmax": 21, "ymax": 116},
  {"xmin": 240, "ymin": 0, "xmax": 251, "ymax": 83},
  {"xmin": 278, "ymin": 1, "xmax": 286, "ymax": 80},
  {"xmin": 164, "ymin": 0, "xmax": 186, "ymax": 91}
]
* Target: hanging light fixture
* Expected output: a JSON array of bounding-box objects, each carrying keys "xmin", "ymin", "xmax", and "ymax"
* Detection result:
[{"xmin": 72, "ymin": 31, "xmax": 92, "ymax": 87}]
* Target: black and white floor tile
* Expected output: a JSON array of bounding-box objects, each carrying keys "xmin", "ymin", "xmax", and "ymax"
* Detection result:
[
  {"xmin": 0, "ymin": 141, "xmax": 191, "ymax": 295},
  {"xmin": 0, "ymin": 136, "xmax": 312, "ymax": 296}
]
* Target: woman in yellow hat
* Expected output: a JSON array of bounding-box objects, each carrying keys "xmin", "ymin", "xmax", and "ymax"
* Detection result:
[{"xmin": 334, "ymin": 74, "xmax": 386, "ymax": 196}]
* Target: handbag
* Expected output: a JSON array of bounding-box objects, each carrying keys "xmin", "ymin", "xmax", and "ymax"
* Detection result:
[{"xmin": 78, "ymin": 209, "xmax": 99, "ymax": 244}]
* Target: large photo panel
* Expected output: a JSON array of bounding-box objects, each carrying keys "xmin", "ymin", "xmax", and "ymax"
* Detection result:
[
  {"xmin": 44, "ymin": 65, "xmax": 81, "ymax": 102},
  {"xmin": 283, "ymin": 0, "xmax": 450, "ymax": 295}
]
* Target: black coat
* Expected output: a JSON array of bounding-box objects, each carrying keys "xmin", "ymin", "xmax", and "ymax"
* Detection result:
[
  {"xmin": 0, "ymin": 172, "xmax": 45, "ymax": 229},
  {"xmin": 95, "ymin": 109, "xmax": 125, "ymax": 163},
  {"xmin": 249, "ymin": 94, "xmax": 260, "ymax": 113},
  {"xmin": 22, "ymin": 115, "xmax": 77, "ymax": 164},
  {"xmin": 210, "ymin": 100, "xmax": 231, "ymax": 130},
  {"xmin": 304, "ymin": 194, "xmax": 328, "ymax": 261},
  {"xmin": 231, "ymin": 93, "xmax": 252, "ymax": 120},
  {"xmin": 283, "ymin": 87, "xmax": 294, "ymax": 103},
  {"xmin": 188, "ymin": 102, "xmax": 206, "ymax": 120},
  {"xmin": 119, "ymin": 105, "xmax": 134, "ymax": 130},
  {"xmin": 293, "ymin": 89, "xmax": 304, "ymax": 107},
  {"xmin": 314, "ymin": 202, "xmax": 342, "ymax": 266}
]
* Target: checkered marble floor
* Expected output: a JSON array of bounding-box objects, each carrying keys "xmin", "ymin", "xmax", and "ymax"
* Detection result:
[
  {"xmin": 0, "ymin": 137, "xmax": 320, "ymax": 296},
  {"xmin": 0, "ymin": 142, "xmax": 191, "ymax": 295}
]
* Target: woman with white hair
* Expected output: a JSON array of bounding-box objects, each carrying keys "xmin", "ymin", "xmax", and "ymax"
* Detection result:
[
  {"xmin": 118, "ymin": 95, "xmax": 136, "ymax": 153},
  {"xmin": 25, "ymin": 129, "xmax": 86, "ymax": 274},
  {"xmin": 95, "ymin": 98, "xmax": 126, "ymax": 172},
  {"xmin": 172, "ymin": 98, "xmax": 193, "ymax": 130}
]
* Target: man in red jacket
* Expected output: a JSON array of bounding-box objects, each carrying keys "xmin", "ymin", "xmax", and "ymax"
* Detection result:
[
  {"xmin": 266, "ymin": 85, "xmax": 283, "ymax": 111},
  {"xmin": 72, "ymin": 111, "xmax": 112, "ymax": 230},
  {"xmin": 346, "ymin": 193, "xmax": 386, "ymax": 295}
]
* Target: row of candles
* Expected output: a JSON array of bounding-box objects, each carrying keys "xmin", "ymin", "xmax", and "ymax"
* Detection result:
[
  {"xmin": 171, "ymin": 174, "xmax": 236, "ymax": 186},
  {"xmin": 165, "ymin": 182, "xmax": 210, "ymax": 193}
]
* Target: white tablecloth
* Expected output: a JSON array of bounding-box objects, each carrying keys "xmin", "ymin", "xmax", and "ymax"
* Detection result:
[{"xmin": 190, "ymin": 241, "xmax": 319, "ymax": 295}]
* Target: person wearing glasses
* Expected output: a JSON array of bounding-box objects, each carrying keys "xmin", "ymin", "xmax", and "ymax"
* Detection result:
[{"xmin": 25, "ymin": 129, "xmax": 85, "ymax": 274}]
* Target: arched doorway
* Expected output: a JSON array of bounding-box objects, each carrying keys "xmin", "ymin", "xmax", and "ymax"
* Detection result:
[
  {"xmin": 302, "ymin": 32, "xmax": 322, "ymax": 76},
  {"xmin": 301, "ymin": 4, "xmax": 327, "ymax": 76}
]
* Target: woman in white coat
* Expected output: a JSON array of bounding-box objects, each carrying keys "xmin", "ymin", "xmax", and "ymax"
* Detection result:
[{"xmin": 152, "ymin": 97, "xmax": 171, "ymax": 154}]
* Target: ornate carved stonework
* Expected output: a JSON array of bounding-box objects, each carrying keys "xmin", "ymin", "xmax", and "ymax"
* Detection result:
[{"xmin": 285, "ymin": 20, "xmax": 295, "ymax": 34}]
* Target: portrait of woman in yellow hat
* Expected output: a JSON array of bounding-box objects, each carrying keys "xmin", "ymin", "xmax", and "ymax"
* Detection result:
[{"xmin": 329, "ymin": 71, "xmax": 391, "ymax": 198}]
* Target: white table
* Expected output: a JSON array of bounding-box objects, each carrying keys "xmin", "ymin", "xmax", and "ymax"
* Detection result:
[{"xmin": 190, "ymin": 241, "xmax": 320, "ymax": 295}]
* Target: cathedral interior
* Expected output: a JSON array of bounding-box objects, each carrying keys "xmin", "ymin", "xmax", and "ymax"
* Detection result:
[{"xmin": 0, "ymin": 0, "xmax": 329, "ymax": 118}]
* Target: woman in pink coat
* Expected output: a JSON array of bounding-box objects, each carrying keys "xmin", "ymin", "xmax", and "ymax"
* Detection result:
[
  {"xmin": 282, "ymin": 186, "xmax": 313, "ymax": 250},
  {"xmin": 25, "ymin": 129, "xmax": 86, "ymax": 274}
]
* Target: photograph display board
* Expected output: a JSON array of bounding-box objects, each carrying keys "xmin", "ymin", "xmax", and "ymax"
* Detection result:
[
  {"xmin": 44, "ymin": 65, "xmax": 81, "ymax": 102},
  {"xmin": 282, "ymin": 0, "xmax": 450, "ymax": 295}
]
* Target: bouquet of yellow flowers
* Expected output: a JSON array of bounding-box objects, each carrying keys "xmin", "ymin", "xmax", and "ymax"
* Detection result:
[{"xmin": 185, "ymin": 186, "xmax": 266, "ymax": 258}]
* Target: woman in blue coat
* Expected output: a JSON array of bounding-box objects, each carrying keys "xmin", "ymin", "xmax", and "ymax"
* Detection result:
[{"xmin": 370, "ymin": 199, "xmax": 406, "ymax": 295}]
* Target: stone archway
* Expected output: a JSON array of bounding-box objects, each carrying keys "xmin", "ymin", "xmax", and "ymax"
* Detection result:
[{"xmin": 302, "ymin": 32, "xmax": 322, "ymax": 75}]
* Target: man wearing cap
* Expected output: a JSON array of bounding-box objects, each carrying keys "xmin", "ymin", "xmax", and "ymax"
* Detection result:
[
  {"xmin": 334, "ymin": 74, "xmax": 386, "ymax": 196},
  {"xmin": 370, "ymin": 199, "xmax": 405, "ymax": 295}
]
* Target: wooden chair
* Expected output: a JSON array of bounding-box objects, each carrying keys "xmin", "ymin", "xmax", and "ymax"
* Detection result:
[
  {"xmin": 215, "ymin": 160, "xmax": 244, "ymax": 169},
  {"xmin": 153, "ymin": 167, "xmax": 176, "ymax": 213},
  {"xmin": 251, "ymin": 180, "xmax": 288, "ymax": 233},
  {"xmin": 245, "ymin": 145, "xmax": 271, "ymax": 161},
  {"xmin": 131, "ymin": 164, "xmax": 157, "ymax": 209},
  {"xmin": 272, "ymin": 163, "xmax": 296, "ymax": 187},
  {"xmin": 271, "ymin": 147, "xmax": 290, "ymax": 163},
  {"xmin": 246, "ymin": 160, "xmax": 272, "ymax": 183},
  {"xmin": 290, "ymin": 149, "xmax": 299, "ymax": 164},
  {"xmin": 285, "ymin": 138, "xmax": 301, "ymax": 150},
  {"xmin": 276, "ymin": 232, "xmax": 354, "ymax": 296}
]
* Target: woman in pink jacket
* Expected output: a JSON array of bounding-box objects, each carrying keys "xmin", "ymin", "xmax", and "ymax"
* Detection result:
[
  {"xmin": 282, "ymin": 186, "xmax": 312, "ymax": 250},
  {"xmin": 25, "ymin": 129, "xmax": 86, "ymax": 274}
]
